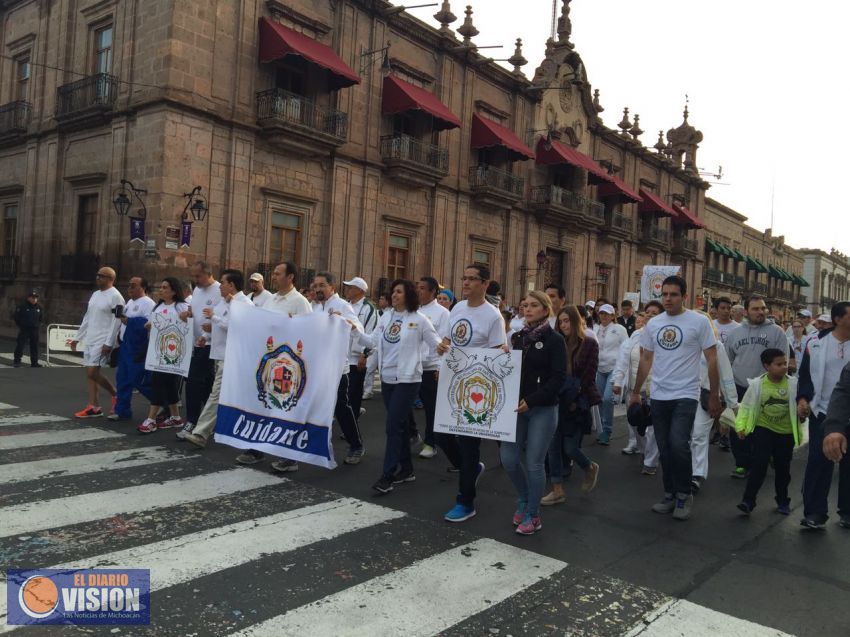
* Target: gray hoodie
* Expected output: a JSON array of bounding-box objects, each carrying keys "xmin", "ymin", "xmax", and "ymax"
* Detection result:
[{"xmin": 725, "ymin": 322, "xmax": 790, "ymax": 388}]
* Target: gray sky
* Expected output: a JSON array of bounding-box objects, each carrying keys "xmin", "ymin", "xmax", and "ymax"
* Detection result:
[{"xmin": 398, "ymin": 0, "xmax": 849, "ymax": 254}]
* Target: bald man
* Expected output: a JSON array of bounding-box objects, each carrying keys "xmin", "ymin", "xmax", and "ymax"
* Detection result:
[{"xmin": 71, "ymin": 266, "xmax": 125, "ymax": 418}]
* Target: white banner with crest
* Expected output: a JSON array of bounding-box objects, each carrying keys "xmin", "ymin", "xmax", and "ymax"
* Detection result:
[
  {"xmin": 144, "ymin": 312, "xmax": 193, "ymax": 377},
  {"xmin": 214, "ymin": 302, "xmax": 350, "ymax": 469},
  {"xmin": 640, "ymin": 265, "xmax": 682, "ymax": 304},
  {"xmin": 434, "ymin": 347, "xmax": 522, "ymax": 442}
]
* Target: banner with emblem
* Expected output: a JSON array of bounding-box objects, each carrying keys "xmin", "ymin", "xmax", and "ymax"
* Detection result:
[
  {"xmin": 641, "ymin": 265, "xmax": 682, "ymax": 304},
  {"xmin": 214, "ymin": 302, "xmax": 350, "ymax": 469},
  {"xmin": 144, "ymin": 312, "xmax": 193, "ymax": 377},
  {"xmin": 434, "ymin": 347, "xmax": 522, "ymax": 442}
]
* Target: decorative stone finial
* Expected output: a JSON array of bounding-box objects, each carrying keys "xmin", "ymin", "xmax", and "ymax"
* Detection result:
[
  {"xmin": 653, "ymin": 130, "xmax": 666, "ymax": 153},
  {"xmin": 556, "ymin": 0, "xmax": 575, "ymax": 49},
  {"xmin": 433, "ymin": 1, "xmax": 457, "ymax": 35},
  {"xmin": 666, "ymin": 98, "xmax": 703, "ymax": 173},
  {"xmin": 592, "ymin": 88, "xmax": 604, "ymax": 113},
  {"xmin": 457, "ymin": 5, "xmax": 479, "ymax": 45},
  {"xmin": 507, "ymin": 38, "xmax": 527, "ymax": 75},
  {"xmin": 629, "ymin": 114, "xmax": 643, "ymax": 142},
  {"xmin": 618, "ymin": 107, "xmax": 631, "ymax": 136}
]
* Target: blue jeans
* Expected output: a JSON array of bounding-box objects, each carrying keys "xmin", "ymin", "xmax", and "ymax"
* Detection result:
[
  {"xmin": 500, "ymin": 406, "xmax": 558, "ymax": 517},
  {"xmin": 650, "ymin": 398, "xmax": 698, "ymax": 497},
  {"xmin": 596, "ymin": 371, "xmax": 615, "ymax": 435},
  {"xmin": 547, "ymin": 418, "xmax": 592, "ymax": 484},
  {"xmin": 381, "ymin": 381, "xmax": 421, "ymax": 479}
]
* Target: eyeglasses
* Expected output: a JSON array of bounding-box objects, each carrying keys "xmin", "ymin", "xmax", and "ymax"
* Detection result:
[
  {"xmin": 96, "ymin": 273, "xmax": 111, "ymax": 279},
  {"xmin": 461, "ymin": 276, "xmax": 483, "ymax": 282}
]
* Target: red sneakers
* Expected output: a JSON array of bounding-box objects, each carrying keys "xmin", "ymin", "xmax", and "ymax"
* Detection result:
[
  {"xmin": 515, "ymin": 515, "xmax": 542, "ymax": 536},
  {"xmin": 158, "ymin": 416, "xmax": 185, "ymax": 429},
  {"xmin": 137, "ymin": 418, "xmax": 157, "ymax": 434},
  {"xmin": 74, "ymin": 405, "xmax": 103, "ymax": 419}
]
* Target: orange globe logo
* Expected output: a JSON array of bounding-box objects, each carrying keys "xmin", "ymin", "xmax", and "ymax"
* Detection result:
[{"xmin": 19, "ymin": 576, "xmax": 59, "ymax": 619}]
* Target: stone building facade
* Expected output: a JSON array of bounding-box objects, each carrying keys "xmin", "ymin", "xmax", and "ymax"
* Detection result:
[
  {"xmin": 700, "ymin": 197, "xmax": 807, "ymax": 318},
  {"xmin": 799, "ymin": 248, "xmax": 850, "ymax": 315},
  {"xmin": 1, "ymin": 0, "xmax": 713, "ymax": 327}
]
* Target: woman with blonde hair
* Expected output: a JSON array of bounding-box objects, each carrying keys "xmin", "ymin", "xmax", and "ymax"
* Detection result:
[{"xmin": 542, "ymin": 304, "xmax": 601, "ymax": 505}]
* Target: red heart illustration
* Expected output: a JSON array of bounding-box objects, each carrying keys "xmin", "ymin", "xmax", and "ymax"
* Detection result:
[
  {"xmin": 470, "ymin": 392, "xmax": 484, "ymax": 404},
  {"xmin": 168, "ymin": 344, "xmax": 176, "ymax": 352}
]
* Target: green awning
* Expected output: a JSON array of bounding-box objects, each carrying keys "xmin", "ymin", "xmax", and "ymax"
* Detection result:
[
  {"xmin": 780, "ymin": 268, "xmax": 794, "ymax": 282},
  {"xmin": 730, "ymin": 248, "xmax": 746, "ymax": 261},
  {"xmin": 705, "ymin": 238, "xmax": 720, "ymax": 253},
  {"xmin": 719, "ymin": 243, "xmax": 734, "ymax": 258},
  {"xmin": 746, "ymin": 256, "xmax": 768, "ymax": 274},
  {"xmin": 795, "ymin": 274, "xmax": 810, "ymax": 287},
  {"xmin": 768, "ymin": 265, "xmax": 791, "ymax": 281}
]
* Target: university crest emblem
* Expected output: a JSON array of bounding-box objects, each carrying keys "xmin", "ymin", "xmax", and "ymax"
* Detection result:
[
  {"xmin": 444, "ymin": 349, "xmax": 513, "ymax": 428},
  {"xmin": 151, "ymin": 313, "xmax": 190, "ymax": 366},
  {"xmin": 256, "ymin": 337, "xmax": 307, "ymax": 411}
]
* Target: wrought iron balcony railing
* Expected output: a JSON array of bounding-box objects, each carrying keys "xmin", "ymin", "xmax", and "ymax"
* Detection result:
[
  {"xmin": 56, "ymin": 73, "xmax": 118, "ymax": 119},
  {"xmin": 0, "ymin": 101, "xmax": 31, "ymax": 136},
  {"xmin": 468, "ymin": 164, "xmax": 524, "ymax": 197},
  {"xmin": 380, "ymin": 134, "xmax": 448, "ymax": 173},
  {"xmin": 256, "ymin": 88, "xmax": 348, "ymax": 142}
]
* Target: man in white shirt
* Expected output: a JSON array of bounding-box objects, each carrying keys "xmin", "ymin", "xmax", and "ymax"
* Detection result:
[
  {"xmin": 594, "ymin": 304, "xmax": 629, "ymax": 445},
  {"xmin": 544, "ymin": 284, "xmax": 566, "ymax": 329},
  {"xmin": 239, "ymin": 261, "xmax": 312, "ymax": 468},
  {"xmin": 631, "ymin": 275, "xmax": 721, "ymax": 521},
  {"xmin": 110, "ymin": 276, "xmax": 156, "ymax": 421},
  {"xmin": 415, "ymin": 276, "xmax": 452, "ymax": 460},
  {"xmin": 343, "ymin": 276, "xmax": 378, "ymax": 422},
  {"xmin": 178, "ymin": 262, "xmax": 221, "ymax": 437},
  {"xmin": 248, "ymin": 272, "xmax": 273, "ymax": 307},
  {"xmin": 71, "ymin": 266, "xmax": 125, "ymax": 419},
  {"xmin": 731, "ymin": 304, "xmax": 745, "ymax": 324},
  {"xmin": 437, "ymin": 265, "xmax": 507, "ymax": 523},
  {"xmin": 712, "ymin": 296, "xmax": 740, "ymax": 345},
  {"xmin": 797, "ymin": 301, "xmax": 850, "ymax": 530},
  {"xmin": 185, "ymin": 270, "xmax": 251, "ymax": 448}
]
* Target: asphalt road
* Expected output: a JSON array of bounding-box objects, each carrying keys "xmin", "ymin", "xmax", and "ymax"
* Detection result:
[{"xmin": 0, "ymin": 359, "xmax": 848, "ymax": 636}]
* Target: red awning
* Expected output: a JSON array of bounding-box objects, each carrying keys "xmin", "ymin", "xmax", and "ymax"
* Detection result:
[
  {"xmin": 381, "ymin": 76, "xmax": 462, "ymax": 131},
  {"xmin": 637, "ymin": 188, "xmax": 675, "ymax": 217},
  {"xmin": 470, "ymin": 113, "xmax": 534, "ymax": 161},
  {"xmin": 672, "ymin": 204, "xmax": 706, "ymax": 229},
  {"xmin": 595, "ymin": 177, "xmax": 641, "ymax": 204},
  {"xmin": 536, "ymin": 138, "xmax": 641, "ymax": 203},
  {"xmin": 258, "ymin": 17, "xmax": 361, "ymax": 89}
]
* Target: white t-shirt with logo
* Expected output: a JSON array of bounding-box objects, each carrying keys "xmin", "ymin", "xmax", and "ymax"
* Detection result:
[
  {"xmin": 640, "ymin": 309, "xmax": 717, "ymax": 401},
  {"xmin": 448, "ymin": 300, "xmax": 506, "ymax": 349},
  {"xmin": 379, "ymin": 310, "xmax": 405, "ymax": 381},
  {"xmin": 812, "ymin": 333, "xmax": 849, "ymax": 416},
  {"xmin": 713, "ymin": 319, "xmax": 740, "ymax": 345}
]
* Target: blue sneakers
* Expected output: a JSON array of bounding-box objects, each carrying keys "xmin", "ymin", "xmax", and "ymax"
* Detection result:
[{"xmin": 444, "ymin": 504, "xmax": 476, "ymax": 523}]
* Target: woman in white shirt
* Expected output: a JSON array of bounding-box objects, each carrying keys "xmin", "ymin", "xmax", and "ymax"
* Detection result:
[
  {"xmin": 360, "ymin": 279, "xmax": 441, "ymax": 495},
  {"xmin": 138, "ymin": 277, "xmax": 190, "ymax": 434}
]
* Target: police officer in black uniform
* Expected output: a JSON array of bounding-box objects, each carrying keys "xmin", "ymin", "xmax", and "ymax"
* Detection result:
[{"xmin": 14, "ymin": 289, "xmax": 43, "ymax": 368}]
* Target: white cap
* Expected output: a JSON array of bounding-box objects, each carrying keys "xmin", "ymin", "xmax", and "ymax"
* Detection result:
[
  {"xmin": 585, "ymin": 300, "xmax": 596, "ymax": 309},
  {"xmin": 343, "ymin": 276, "xmax": 369, "ymax": 292},
  {"xmin": 598, "ymin": 303, "xmax": 616, "ymax": 315},
  {"xmin": 798, "ymin": 309, "xmax": 812, "ymax": 318},
  {"xmin": 249, "ymin": 272, "xmax": 263, "ymax": 282},
  {"xmin": 817, "ymin": 313, "xmax": 832, "ymax": 323}
]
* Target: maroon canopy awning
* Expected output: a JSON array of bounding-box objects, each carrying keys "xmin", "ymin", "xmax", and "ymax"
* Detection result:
[
  {"xmin": 381, "ymin": 76, "xmax": 462, "ymax": 131},
  {"xmin": 672, "ymin": 204, "xmax": 706, "ymax": 229},
  {"xmin": 258, "ymin": 17, "xmax": 361, "ymax": 89},
  {"xmin": 470, "ymin": 113, "xmax": 534, "ymax": 161},
  {"xmin": 637, "ymin": 188, "xmax": 675, "ymax": 217}
]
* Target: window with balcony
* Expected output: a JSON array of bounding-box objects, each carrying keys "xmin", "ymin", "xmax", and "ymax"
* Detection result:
[
  {"xmin": 93, "ymin": 24, "xmax": 113, "ymax": 74},
  {"xmin": 2, "ymin": 204, "xmax": 17, "ymax": 256},
  {"xmin": 269, "ymin": 210, "xmax": 302, "ymax": 266},
  {"xmin": 387, "ymin": 233, "xmax": 410, "ymax": 281},
  {"xmin": 15, "ymin": 54, "xmax": 31, "ymax": 101},
  {"xmin": 77, "ymin": 194, "xmax": 99, "ymax": 254}
]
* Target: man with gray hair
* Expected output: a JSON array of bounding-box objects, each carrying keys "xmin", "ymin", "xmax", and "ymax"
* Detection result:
[{"xmin": 731, "ymin": 304, "xmax": 745, "ymax": 325}]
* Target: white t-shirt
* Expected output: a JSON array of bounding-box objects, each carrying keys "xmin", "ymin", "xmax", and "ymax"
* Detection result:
[
  {"xmin": 419, "ymin": 299, "xmax": 450, "ymax": 370},
  {"xmin": 448, "ymin": 300, "xmax": 506, "ymax": 349},
  {"xmin": 209, "ymin": 292, "xmax": 251, "ymax": 361},
  {"xmin": 119, "ymin": 295, "xmax": 155, "ymax": 340},
  {"xmin": 265, "ymin": 288, "xmax": 312, "ymax": 317},
  {"xmin": 76, "ymin": 287, "xmax": 125, "ymax": 349},
  {"xmin": 713, "ymin": 319, "xmax": 740, "ymax": 345},
  {"xmin": 640, "ymin": 309, "xmax": 717, "ymax": 401},
  {"xmin": 379, "ymin": 310, "xmax": 405, "ymax": 381},
  {"xmin": 190, "ymin": 281, "xmax": 222, "ymax": 345},
  {"xmin": 594, "ymin": 321, "xmax": 629, "ymax": 373},
  {"xmin": 812, "ymin": 333, "xmax": 849, "ymax": 416},
  {"xmin": 250, "ymin": 289, "xmax": 273, "ymax": 307},
  {"xmin": 152, "ymin": 301, "xmax": 189, "ymax": 319}
]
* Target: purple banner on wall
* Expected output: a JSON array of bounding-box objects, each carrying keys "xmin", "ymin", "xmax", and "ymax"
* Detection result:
[
  {"xmin": 180, "ymin": 220, "xmax": 192, "ymax": 248},
  {"xmin": 129, "ymin": 217, "xmax": 145, "ymax": 244}
]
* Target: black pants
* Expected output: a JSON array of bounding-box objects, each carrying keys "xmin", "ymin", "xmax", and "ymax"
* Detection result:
[
  {"xmin": 14, "ymin": 327, "xmax": 39, "ymax": 365},
  {"xmin": 742, "ymin": 426, "xmax": 794, "ymax": 507},
  {"xmin": 151, "ymin": 371, "xmax": 181, "ymax": 407},
  {"xmin": 335, "ymin": 373, "xmax": 363, "ymax": 450},
  {"xmin": 731, "ymin": 385, "xmax": 754, "ymax": 470},
  {"xmin": 348, "ymin": 364, "xmax": 366, "ymax": 423},
  {"xmin": 456, "ymin": 435, "xmax": 482, "ymax": 506},
  {"xmin": 186, "ymin": 346, "xmax": 215, "ymax": 425},
  {"xmin": 803, "ymin": 412, "xmax": 850, "ymax": 522},
  {"xmin": 418, "ymin": 370, "xmax": 440, "ymax": 446}
]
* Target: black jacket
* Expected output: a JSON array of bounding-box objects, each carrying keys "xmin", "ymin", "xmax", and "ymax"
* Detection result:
[
  {"xmin": 823, "ymin": 362, "xmax": 850, "ymax": 437},
  {"xmin": 511, "ymin": 326, "xmax": 567, "ymax": 408},
  {"xmin": 617, "ymin": 314, "xmax": 636, "ymax": 337},
  {"xmin": 14, "ymin": 302, "xmax": 43, "ymax": 329}
]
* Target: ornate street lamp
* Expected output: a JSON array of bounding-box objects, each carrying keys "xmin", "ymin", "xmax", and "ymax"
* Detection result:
[
  {"xmin": 112, "ymin": 179, "xmax": 147, "ymax": 218},
  {"xmin": 182, "ymin": 186, "xmax": 208, "ymax": 222}
]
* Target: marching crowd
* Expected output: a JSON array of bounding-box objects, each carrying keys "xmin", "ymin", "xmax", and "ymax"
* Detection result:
[{"xmin": 25, "ymin": 260, "xmax": 850, "ymax": 536}]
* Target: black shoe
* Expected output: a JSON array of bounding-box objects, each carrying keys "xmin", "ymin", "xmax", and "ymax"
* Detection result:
[
  {"xmin": 13, "ymin": 361, "xmax": 21, "ymax": 368},
  {"xmin": 691, "ymin": 476, "xmax": 704, "ymax": 494},
  {"xmin": 737, "ymin": 501, "xmax": 754, "ymax": 516},
  {"xmin": 31, "ymin": 363, "xmax": 42, "ymax": 368},
  {"xmin": 372, "ymin": 476, "xmax": 394, "ymax": 494},
  {"xmin": 446, "ymin": 466, "xmax": 460, "ymax": 473},
  {"xmin": 392, "ymin": 470, "xmax": 416, "ymax": 484},
  {"xmin": 839, "ymin": 516, "xmax": 850, "ymax": 530},
  {"xmin": 800, "ymin": 517, "xmax": 826, "ymax": 530}
]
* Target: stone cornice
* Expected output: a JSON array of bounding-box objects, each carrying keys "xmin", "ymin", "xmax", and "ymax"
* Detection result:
[
  {"xmin": 473, "ymin": 100, "xmax": 510, "ymax": 121},
  {"xmin": 265, "ymin": 0, "xmax": 331, "ymax": 35},
  {"xmin": 704, "ymin": 197, "xmax": 748, "ymax": 221}
]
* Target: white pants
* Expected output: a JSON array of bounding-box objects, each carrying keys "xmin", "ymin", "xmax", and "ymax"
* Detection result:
[
  {"xmin": 194, "ymin": 361, "xmax": 223, "ymax": 438},
  {"xmin": 363, "ymin": 354, "xmax": 378, "ymax": 395},
  {"xmin": 690, "ymin": 405, "xmax": 714, "ymax": 479},
  {"xmin": 643, "ymin": 426, "xmax": 660, "ymax": 467}
]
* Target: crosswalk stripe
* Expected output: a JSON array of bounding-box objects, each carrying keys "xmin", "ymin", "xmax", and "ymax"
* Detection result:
[
  {"xmin": 0, "ymin": 498, "xmax": 403, "ymax": 630},
  {"xmin": 0, "ymin": 403, "xmax": 15, "ymax": 410},
  {"xmin": 0, "ymin": 413, "xmax": 70, "ymax": 428},
  {"xmin": 0, "ymin": 446, "xmax": 190, "ymax": 485},
  {"xmin": 0, "ymin": 427, "xmax": 121, "ymax": 451},
  {"xmin": 230, "ymin": 537, "xmax": 567, "ymax": 637},
  {"xmin": 0, "ymin": 467, "xmax": 283, "ymax": 539},
  {"xmin": 625, "ymin": 599, "xmax": 793, "ymax": 637}
]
